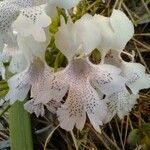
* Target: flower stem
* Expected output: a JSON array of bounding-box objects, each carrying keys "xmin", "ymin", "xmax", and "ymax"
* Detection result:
[
  {"xmin": 9, "ymin": 101, "xmax": 33, "ymax": 150},
  {"xmin": 54, "ymin": 52, "xmax": 62, "ymax": 72}
]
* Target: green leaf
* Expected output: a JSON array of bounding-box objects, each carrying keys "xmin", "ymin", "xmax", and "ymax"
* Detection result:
[
  {"xmin": 9, "ymin": 101, "xmax": 33, "ymax": 150},
  {"xmin": 128, "ymin": 129, "xmax": 141, "ymax": 145}
]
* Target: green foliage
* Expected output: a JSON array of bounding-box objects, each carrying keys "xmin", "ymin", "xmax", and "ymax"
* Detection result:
[
  {"xmin": 128, "ymin": 129, "xmax": 141, "ymax": 145},
  {"xmin": 128, "ymin": 124, "xmax": 150, "ymax": 149},
  {"xmin": 9, "ymin": 101, "xmax": 33, "ymax": 150}
]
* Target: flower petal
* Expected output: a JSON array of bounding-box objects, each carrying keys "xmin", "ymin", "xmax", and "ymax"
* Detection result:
[
  {"xmin": 55, "ymin": 18, "xmax": 77, "ymax": 60},
  {"xmin": 57, "ymin": 81, "xmax": 107, "ymax": 132},
  {"xmin": 16, "ymin": 28, "xmax": 50, "ymax": 62},
  {"xmin": 104, "ymin": 50, "xmax": 122, "ymax": 67},
  {"xmin": 8, "ymin": 52, "xmax": 27, "ymax": 74},
  {"xmin": 75, "ymin": 14, "xmax": 101, "ymax": 56},
  {"xmin": 94, "ymin": 9, "xmax": 134, "ymax": 58},
  {"xmin": 121, "ymin": 62, "xmax": 150, "ymax": 94},
  {"xmin": 5, "ymin": 72, "xmax": 31, "ymax": 104},
  {"xmin": 32, "ymin": 67, "xmax": 69, "ymax": 105},
  {"xmin": 110, "ymin": 9, "xmax": 134, "ymax": 50},
  {"xmin": 90, "ymin": 64, "xmax": 126, "ymax": 95},
  {"xmin": 12, "ymin": 5, "xmax": 51, "ymax": 41},
  {"xmin": 24, "ymin": 100, "xmax": 45, "ymax": 117},
  {"xmin": 55, "ymin": 14, "xmax": 101, "ymax": 60},
  {"xmin": 104, "ymin": 88, "xmax": 138, "ymax": 123},
  {"xmin": 5, "ymin": 58, "xmax": 45, "ymax": 104}
]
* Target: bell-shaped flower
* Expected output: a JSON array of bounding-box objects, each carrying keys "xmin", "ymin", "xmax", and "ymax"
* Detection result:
[
  {"xmin": 94, "ymin": 9, "xmax": 134, "ymax": 59},
  {"xmin": 12, "ymin": 4, "xmax": 51, "ymax": 42},
  {"xmin": 5, "ymin": 28, "xmax": 51, "ymax": 104},
  {"xmin": 27, "ymin": 13, "xmax": 135, "ymax": 132},
  {"xmin": 0, "ymin": 0, "xmax": 49, "ymax": 50},
  {"xmin": 5, "ymin": 58, "xmax": 45, "ymax": 104},
  {"xmin": 105, "ymin": 50, "xmax": 150, "ymax": 94},
  {"xmin": 103, "ymin": 50, "xmax": 150, "ymax": 121},
  {"xmin": 32, "ymin": 54, "xmax": 129, "ymax": 132},
  {"xmin": 55, "ymin": 14, "xmax": 101, "ymax": 60},
  {"xmin": 0, "ymin": 0, "xmax": 50, "ymax": 78}
]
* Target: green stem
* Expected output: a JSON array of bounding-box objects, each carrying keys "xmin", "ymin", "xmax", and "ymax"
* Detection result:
[
  {"xmin": 9, "ymin": 101, "xmax": 33, "ymax": 150},
  {"xmin": 54, "ymin": 52, "xmax": 62, "ymax": 72}
]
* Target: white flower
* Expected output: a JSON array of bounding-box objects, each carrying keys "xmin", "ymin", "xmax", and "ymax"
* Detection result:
[
  {"xmin": 0, "ymin": 0, "xmax": 51, "ymax": 77},
  {"xmin": 3, "ymin": 1, "xmax": 51, "ymax": 104},
  {"xmin": 94, "ymin": 9, "xmax": 134, "ymax": 59},
  {"xmin": 1, "ymin": 4, "xmax": 148, "ymax": 134},
  {"xmin": 5, "ymin": 58, "xmax": 45, "ymax": 104},
  {"xmin": 55, "ymin": 14, "xmax": 101, "ymax": 60},
  {"xmin": 105, "ymin": 50, "xmax": 150, "ymax": 94},
  {"xmin": 24, "ymin": 99, "xmax": 61, "ymax": 117},
  {"xmin": 29, "ymin": 13, "xmax": 137, "ymax": 132},
  {"xmin": 8, "ymin": 51, "xmax": 27, "ymax": 74},
  {"xmin": 1, "ymin": 31, "xmax": 27, "ymax": 74},
  {"xmin": 103, "ymin": 50, "xmax": 150, "ymax": 120},
  {"xmin": 121, "ymin": 62, "xmax": 150, "ymax": 94},
  {"xmin": 103, "ymin": 89, "xmax": 139, "ymax": 123},
  {"xmin": 90, "ymin": 64, "xmax": 126, "ymax": 95},
  {"xmin": 24, "ymin": 66, "xmax": 62, "ymax": 116},
  {"xmin": 0, "ymin": 0, "xmax": 49, "ymax": 49},
  {"xmin": 1, "ymin": 46, "xmax": 27, "ymax": 74},
  {"xmin": 24, "ymin": 100, "xmax": 45, "ymax": 117},
  {"xmin": 5, "ymin": 28, "xmax": 51, "ymax": 104},
  {"xmin": 32, "ymin": 57, "xmax": 127, "ymax": 132},
  {"xmin": 12, "ymin": 4, "xmax": 51, "ymax": 42}
]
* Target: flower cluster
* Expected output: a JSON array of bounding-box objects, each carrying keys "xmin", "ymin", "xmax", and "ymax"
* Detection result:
[{"xmin": 0, "ymin": 0, "xmax": 150, "ymax": 132}]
